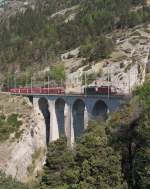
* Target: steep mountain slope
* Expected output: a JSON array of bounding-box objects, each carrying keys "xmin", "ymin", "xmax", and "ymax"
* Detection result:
[
  {"xmin": 0, "ymin": 0, "xmax": 150, "ymax": 91},
  {"xmin": 64, "ymin": 24, "xmax": 150, "ymax": 94}
]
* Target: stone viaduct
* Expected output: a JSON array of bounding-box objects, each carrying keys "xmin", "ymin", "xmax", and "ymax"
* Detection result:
[{"xmin": 25, "ymin": 94, "xmax": 127, "ymax": 147}]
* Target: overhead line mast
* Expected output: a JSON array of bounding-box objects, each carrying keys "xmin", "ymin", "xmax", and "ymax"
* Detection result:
[{"xmin": 0, "ymin": 0, "xmax": 6, "ymax": 10}]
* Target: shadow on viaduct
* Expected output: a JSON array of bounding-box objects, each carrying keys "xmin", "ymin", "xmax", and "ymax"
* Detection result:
[{"xmin": 29, "ymin": 94, "xmax": 126, "ymax": 147}]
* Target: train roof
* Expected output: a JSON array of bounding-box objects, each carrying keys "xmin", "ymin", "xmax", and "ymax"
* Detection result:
[{"xmin": 85, "ymin": 85, "xmax": 112, "ymax": 88}]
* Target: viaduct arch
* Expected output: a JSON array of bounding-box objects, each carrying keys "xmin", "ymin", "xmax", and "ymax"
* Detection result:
[
  {"xmin": 31, "ymin": 94, "xmax": 125, "ymax": 147},
  {"xmin": 55, "ymin": 98, "xmax": 65, "ymax": 137},
  {"xmin": 72, "ymin": 99, "xmax": 85, "ymax": 139},
  {"xmin": 38, "ymin": 98, "xmax": 50, "ymax": 145},
  {"xmin": 92, "ymin": 100, "xmax": 108, "ymax": 121}
]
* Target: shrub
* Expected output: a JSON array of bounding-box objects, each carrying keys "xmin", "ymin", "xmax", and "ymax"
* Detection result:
[
  {"xmin": 49, "ymin": 63, "xmax": 66, "ymax": 81},
  {"xmin": 0, "ymin": 114, "xmax": 22, "ymax": 142},
  {"xmin": 0, "ymin": 172, "xmax": 28, "ymax": 189},
  {"xmin": 82, "ymin": 72, "xmax": 97, "ymax": 85},
  {"xmin": 80, "ymin": 36, "xmax": 114, "ymax": 61}
]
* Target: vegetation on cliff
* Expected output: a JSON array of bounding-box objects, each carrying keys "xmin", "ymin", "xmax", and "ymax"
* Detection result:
[
  {"xmin": 39, "ymin": 80, "xmax": 150, "ymax": 189},
  {"xmin": 0, "ymin": 172, "xmax": 27, "ymax": 189},
  {"xmin": 0, "ymin": 113, "xmax": 22, "ymax": 142},
  {"xmin": 40, "ymin": 122, "xmax": 125, "ymax": 189}
]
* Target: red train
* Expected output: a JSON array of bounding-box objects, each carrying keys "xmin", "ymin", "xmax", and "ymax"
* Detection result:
[
  {"xmin": 84, "ymin": 86, "xmax": 117, "ymax": 95},
  {"xmin": 9, "ymin": 87, "xmax": 65, "ymax": 94},
  {"xmin": 9, "ymin": 86, "xmax": 117, "ymax": 95}
]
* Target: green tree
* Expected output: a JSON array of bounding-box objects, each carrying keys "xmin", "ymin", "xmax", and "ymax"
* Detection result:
[
  {"xmin": 80, "ymin": 36, "xmax": 114, "ymax": 61},
  {"xmin": 109, "ymin": 82, "xmax": 150, "ymax": 189},
  {"xmin": 41, "ymin": 137, "xmax": 79, "ymax": 189},
  {"xmin": 0, "ymin": 172, "xmax": 28, "ymax": 189},
  {"xmin": 133, "ymin": 83, "xmax": 150, "ymax": 189},
  {"xmin": 40, "ymin": 121, "xmax": 126, "ymax": 189},
  {"xmin": 49, "ymin": 63, "xmax": 66, "ymax": 81},
  {"xmin": 75, "ymin": 121, "xmax": 126, "ymax": 189}
]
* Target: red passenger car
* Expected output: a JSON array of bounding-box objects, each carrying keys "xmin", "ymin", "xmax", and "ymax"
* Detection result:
[{"xmin": 9, "ymin": 87, "xmax": 65, "ymax": 94}]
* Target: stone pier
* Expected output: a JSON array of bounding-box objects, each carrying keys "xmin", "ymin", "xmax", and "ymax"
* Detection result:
[{"xmin": 30, "ymin": 94, "xmax": 126, "ymax": 147}]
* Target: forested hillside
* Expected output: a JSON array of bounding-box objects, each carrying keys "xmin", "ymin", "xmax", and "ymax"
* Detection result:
[{"xmin": 0, "ymin": 0, "xmax": 150, "ymax": 82}]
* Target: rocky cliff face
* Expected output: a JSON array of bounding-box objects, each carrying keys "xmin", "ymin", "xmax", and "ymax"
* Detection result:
[
  {"xmin": 63, "ymin": 24, "xmax": 150, "ymax": 94},
  {"xmin": 0, "ymin": 0, "xmax": 35, "ymax": 21},
  {"xmin": 0, "ymin": 94, "xmax": 46, "ymax": 182}
]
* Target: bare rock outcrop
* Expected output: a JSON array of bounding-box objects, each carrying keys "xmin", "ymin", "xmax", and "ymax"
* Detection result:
[
  {"xmin": 0, "ymin": 94, "xmax": 46, "ymax": 183},
  {"xmin": 63, "ymin": 24, "xmax": 150, "ymax": 94}
]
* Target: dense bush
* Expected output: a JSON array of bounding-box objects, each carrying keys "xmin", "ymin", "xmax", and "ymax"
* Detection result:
[
  {"xmin": 40, "ymin": 121, "xmax": 126, "ymax": 189},
  {"xmin": 80, "ymin": 36, "xmax": 114, "ymax": 61},
  {"xmin": 0, "ymin": 113, "xmax": 22, "ymax": 142},
  {"xmin": 49, "ymin": 63, "xmax": 66, "ymax": 81},
  {"xmin": 108, "ymin": 82, "xmax": 150, "ymax": 189},
  {"xmin": 0, "ymin": 172, "xmax": 28, "ymax": 189}
]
